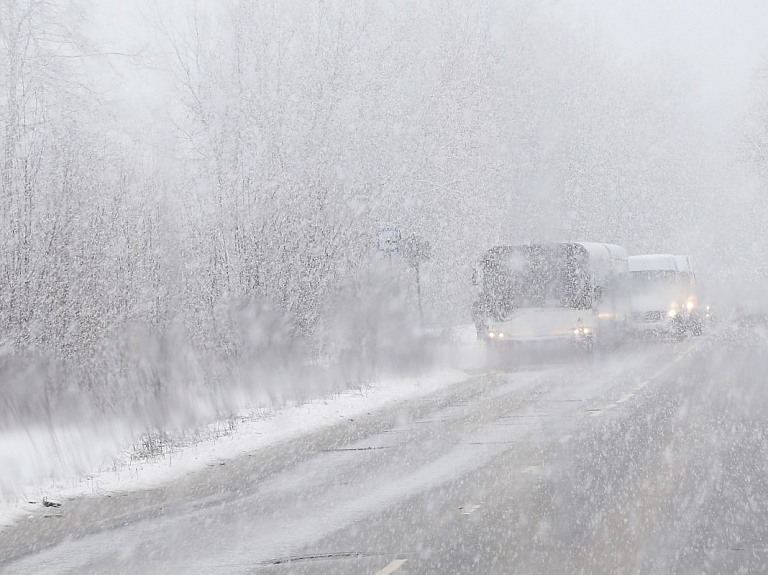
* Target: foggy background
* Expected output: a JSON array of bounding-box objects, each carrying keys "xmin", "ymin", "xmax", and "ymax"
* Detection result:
[{"xmin": 2, "ymin": 0, "xmax": 768, "ymax": 488}]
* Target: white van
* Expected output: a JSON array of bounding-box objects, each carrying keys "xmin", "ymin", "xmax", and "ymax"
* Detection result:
[{"xmin": 627, "ymin": 254, "xmax": 702, "ymax": 338}]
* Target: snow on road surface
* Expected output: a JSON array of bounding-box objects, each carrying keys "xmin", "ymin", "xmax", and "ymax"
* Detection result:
[
  {"xmin": 0, "ymin": 339, "xmax": 702, "ymax": 575},
  {"xmin": 0, "ymin": 367, "xmax": 471, "ymax": 528}
]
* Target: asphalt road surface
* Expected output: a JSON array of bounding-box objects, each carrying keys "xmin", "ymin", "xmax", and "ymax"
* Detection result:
[{"xmin": 3, "ymin": 331, "xmax": 768, "ymax": 574}]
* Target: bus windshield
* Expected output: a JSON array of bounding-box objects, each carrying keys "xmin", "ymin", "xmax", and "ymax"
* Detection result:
[{"xmin": 481, "ymin": 245, "xmax": 592, "ymax": 315}]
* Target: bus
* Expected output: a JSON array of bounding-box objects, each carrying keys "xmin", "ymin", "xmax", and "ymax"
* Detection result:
[
  {"xmin": 627, "ymin": 254, "xmax": 702, "ymax": 338},
  {"xmin": 472, "ymin": 242, "xmax": 630, "ymax": 349}
]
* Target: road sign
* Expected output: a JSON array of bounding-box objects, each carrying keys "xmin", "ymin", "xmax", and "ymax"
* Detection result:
[{"xmin": 376, "ymin": 227, "xmax": 401, "ymax": 253}]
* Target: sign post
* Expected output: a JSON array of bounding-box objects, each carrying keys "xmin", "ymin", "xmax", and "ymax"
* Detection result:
[{"xmin": 401, "ymin": 234, "xmax": 432, "ymax": 328}]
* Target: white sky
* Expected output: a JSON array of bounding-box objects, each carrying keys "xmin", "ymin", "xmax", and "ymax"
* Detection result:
[
  {"xmin": 87, "ymin": 0, "xmax": 768, "ymax": 127},
  {"xmin": 87, "ymin": 0, "xmax": 177, "ymax": 121},
  {"xmin": 554, "ymin": 0, "xmax": 768, "ymax": 110}
]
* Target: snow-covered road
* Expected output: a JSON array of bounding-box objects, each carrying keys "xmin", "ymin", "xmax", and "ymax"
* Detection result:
[{"xmin": 4, "ymin": 336, "xmax": 765, "ymax": 574}]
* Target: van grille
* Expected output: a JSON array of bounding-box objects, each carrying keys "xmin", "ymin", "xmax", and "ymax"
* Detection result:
[{"xmin": 632, "ymin": 311, "xmax": 666, "ymax": 323}]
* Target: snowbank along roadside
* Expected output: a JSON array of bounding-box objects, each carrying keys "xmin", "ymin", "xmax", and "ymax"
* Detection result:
[{"xmin": 0, "ymin": 367, "xmax": 472, "ymax": 528}]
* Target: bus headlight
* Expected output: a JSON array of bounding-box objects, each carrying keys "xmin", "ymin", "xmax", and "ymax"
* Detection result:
[{"xmin": 667, "ymin": 309, "xmax": 677, "ymax": 318}]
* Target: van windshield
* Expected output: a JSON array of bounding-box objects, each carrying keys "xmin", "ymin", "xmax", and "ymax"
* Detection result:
[{"xmin": 629, "ymin": 270, "xmax": 692, "ymax": 299}]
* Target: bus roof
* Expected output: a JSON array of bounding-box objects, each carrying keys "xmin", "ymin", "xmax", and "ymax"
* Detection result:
[
  {"xmin": 483, "ymin": 242, "xmax": 627, "ymax": 262},
  {"xmin": 575, "ymin": 242, "xmax": 629, "ymax": 262},
  {"xmin": 481, "ymin": 242, "xmax": 629, "ymax": 280},
  {"xmin": 574, "ymin": 243, "xmax": 628, "ymax": 280}
]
